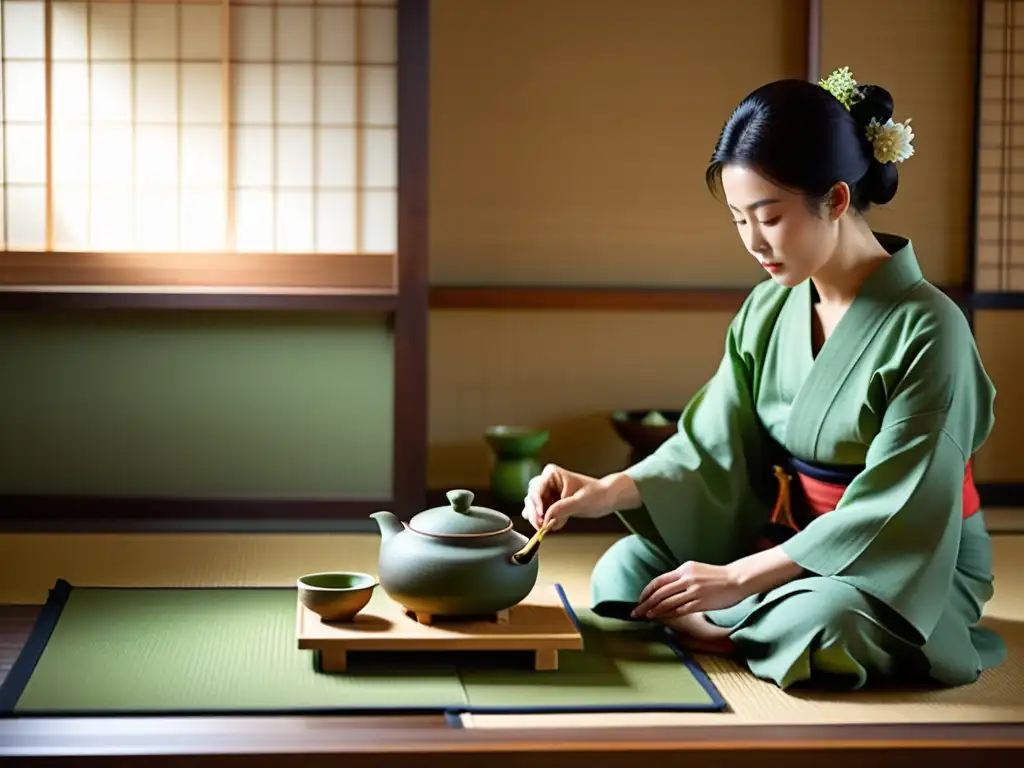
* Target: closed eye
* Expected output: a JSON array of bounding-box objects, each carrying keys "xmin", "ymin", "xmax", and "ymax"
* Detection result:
[{"xmin": 760, "ymin": 216, "xmax": 781, "ymax": 226}]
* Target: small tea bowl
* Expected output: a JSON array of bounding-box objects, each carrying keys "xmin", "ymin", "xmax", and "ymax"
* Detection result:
[{"xmin": 297, "ymin": 571, "xmax": 377, "ymax": 622}]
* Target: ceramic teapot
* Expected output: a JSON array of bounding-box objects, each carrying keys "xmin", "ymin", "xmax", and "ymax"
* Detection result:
[{"xmin": 369, "ymin": 489, "xmax": 552, "ymax": 619}]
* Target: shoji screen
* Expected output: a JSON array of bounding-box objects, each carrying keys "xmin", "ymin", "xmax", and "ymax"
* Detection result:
[
  {"xmin": 977, "ymin": 0, "xmax": 1024, "ymax": 292},
  {"xmin": 0, "ymin": 0, "xmax": 397, "ymax": 261}
]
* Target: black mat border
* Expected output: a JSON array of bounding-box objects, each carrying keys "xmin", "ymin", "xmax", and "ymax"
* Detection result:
[
  {"xmin": 0, "ymin": 578, "xmax": 72, "ymax": 715},
  {"xmin": 0, "ymin": 579, "xmax": 729, "ymax": 719},
  {"xmin": 449, "ymin": 582, "xmax": 729, "ymax": 716}
]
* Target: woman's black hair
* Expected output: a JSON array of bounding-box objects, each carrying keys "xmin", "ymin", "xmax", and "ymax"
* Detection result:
[{"xmin": 706, "ymin": 78, "xmax": 898, "ymax": 214}]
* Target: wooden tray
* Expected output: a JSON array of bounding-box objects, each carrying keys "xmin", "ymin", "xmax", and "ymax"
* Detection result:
[{"xmin": 296, "ymin": 583, "xmax": 584, "ymax": 672}]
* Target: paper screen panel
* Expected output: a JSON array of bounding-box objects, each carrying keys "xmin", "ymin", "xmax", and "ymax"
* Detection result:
[
  {"xmin": 7, "ymin": 0, "xmax": 228, "ymax": 253},
  {"xmin": 2, "ymin": 0, "xmax": 47, "ymax": 249},
  {"xmin": 0, "ymin": 0, "xmax": 397, "ymax": 257},
  {"xmin": 231, "ymin": 0, "xmax": 397, "ymax": 254},
  {"xmin": 976, "ymin": 0, "xmax": 1024, "ymax": 292}
]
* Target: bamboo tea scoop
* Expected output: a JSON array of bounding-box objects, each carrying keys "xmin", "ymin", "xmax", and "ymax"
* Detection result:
[{"xmin": 511, "ymin": 517, "xmax": 557, "ymax": 565}]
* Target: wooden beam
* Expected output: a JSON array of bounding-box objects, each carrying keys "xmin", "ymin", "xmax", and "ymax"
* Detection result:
[
  {"xmin": 977, "ymin": 482, "xmax": 1024, "ymax": 508},
  {"xmin": 0, "ymin": 496, "xmax": 392, "ymax": 532},
  {"xmin": 972, "ymin": 292, "xmax": 1024, "ymax": 310},
  {"xmin": 0, "ymin": 715, "xmax": 1022, "ymax": 764},
  {"xmin": 2, "ymin": 279, "xmax": 981, "ymax": 314},
  {"xmin": 806, "ymin": 0, "xmax": 822, "ymax": 82},
  {"xmin": 0, "ymin": 281, "xmax": 981, "ymax": 314},
  {"xmin": 392, "ymin": 0, "xmax": 431, "ymax": 518},
  {"xmin": 965, "ymin": 0, "xmax": 986, "ymax": 331},
  {"xmin": 429, "ymin": 285, "xmax": 971, "ymax": 313},
  {"xmin": 0, "ymin": 291, "xmax": 398, "ymax": 312},
  {"xmin": 429, "ymin": 286, "xmax": 753, "ymax": 313},
  {"xmin": 0, "ymin": 251, "xmax": 396, "ymax": 292}
]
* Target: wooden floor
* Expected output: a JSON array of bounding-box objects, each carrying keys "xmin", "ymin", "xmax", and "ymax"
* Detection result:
[
  {"xmin": 0, "ymin": 606, "xmax": 37, "ymax": 687},
  {"xmin": 3, "ymin": 530, "xmax": 1024, "ymax": 764},
  {"xmin": 1, "ymin": 605, "xmax": 1023, "ymax": 766}
]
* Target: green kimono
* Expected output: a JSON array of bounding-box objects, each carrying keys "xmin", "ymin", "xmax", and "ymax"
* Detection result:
[{"xmin": 590, "ymin": 233, "xmax": 1006, "ymax": 690}]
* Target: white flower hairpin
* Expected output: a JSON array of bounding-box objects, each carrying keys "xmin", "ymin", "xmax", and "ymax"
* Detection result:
[
  {"xmin": 819, "ymin": 66, "xmax": 915, "ymax": 164},
  {"xmin": 865, "ymin": 117, "xmax": 914, "ymax": 164}
]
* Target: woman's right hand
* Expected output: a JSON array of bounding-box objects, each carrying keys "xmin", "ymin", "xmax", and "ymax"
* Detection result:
[{"xmin": 522, "ymin": 464, "xmax": 615, "ymax": 532}]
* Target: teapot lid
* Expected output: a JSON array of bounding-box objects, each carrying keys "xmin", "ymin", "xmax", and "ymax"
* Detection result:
[{"xmin": 408, "ymin": 489, "xmax": 513, "ymax": 537}]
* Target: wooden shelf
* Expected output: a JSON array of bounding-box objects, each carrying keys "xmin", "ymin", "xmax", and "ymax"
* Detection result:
[
  {"xmin": 972, "ymin": 292, "xmax": 1024, "ymax": 310},
  {"xmin": 429, "ymin": 286, "xmax": 753, "ymax": 312},
  {"xmin": 0, "ymin": 251, "xmax": 396, "ymax": 294},
  {"xmin": 0, "ymin": 288, "xmax": 399, "ymax": 312},
  {"xmin": 0, "ymin": 496, "xmax": 398, "ymax": 533},
  {"xmin": 3, "ymin": 281, "xmax": 985, "ymax": 315}
]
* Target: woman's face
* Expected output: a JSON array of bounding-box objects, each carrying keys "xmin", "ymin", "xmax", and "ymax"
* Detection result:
[{"xmin": 719, "ymin": 164, "xmax": 838, "ymax": 288}]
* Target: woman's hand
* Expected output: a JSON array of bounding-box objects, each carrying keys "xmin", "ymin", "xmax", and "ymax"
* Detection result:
[
  {"xmin": 633, "ymin": 547, "xmax": 805, "ymax": 619},
  {"xmin": 522, "ymin": 464, "xmax": 623, "ymax": 531},
  {"xmin": 631, "ymin": 561, "xmax": 747, "ymax": 619}
]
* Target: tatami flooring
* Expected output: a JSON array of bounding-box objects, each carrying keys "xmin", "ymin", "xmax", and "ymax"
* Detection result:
[{"xmin": 0, "ymin": 526, "xmax": 1022, "ymax": 729}]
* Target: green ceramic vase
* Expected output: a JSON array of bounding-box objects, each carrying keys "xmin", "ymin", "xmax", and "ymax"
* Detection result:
[{"xmin": 484, "ymin": 426, "xmax": 550, "ymax": 510}]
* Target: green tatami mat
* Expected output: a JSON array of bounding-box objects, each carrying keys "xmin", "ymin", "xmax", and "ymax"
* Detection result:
[
  {"xmin": 459, "ymin": 612, "xmax": 720, "ymax": 712},
  {"xmin": 0, "ymin": 580, "xmax": 726, "ymax": 717}
]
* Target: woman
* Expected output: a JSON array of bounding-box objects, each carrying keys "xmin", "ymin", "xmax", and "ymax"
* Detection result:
[{"xmin": 523, "ymin": 68, "xmax": 1006, "ymax": 691}]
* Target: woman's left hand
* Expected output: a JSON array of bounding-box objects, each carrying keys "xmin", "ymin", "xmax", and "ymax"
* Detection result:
[{"xmin": 631, "ymin": 561, "xmax": 747, "ymax": 619}]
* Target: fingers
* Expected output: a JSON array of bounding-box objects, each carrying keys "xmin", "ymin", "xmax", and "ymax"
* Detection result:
[
  {"xmin": 526, "ymin": 475, "xmax": 545, "ymax": 524},
  {"xmin": 522, "ymin": 465, "xmax": 563, "ymax": 530},
  {"xmin": 646, "ymin": 589, "xmax": 699, "ymax": 618},
  {"xmin": 521, "ymin": 491, "xmax": 542, "ymax": 530},
  {"xmin": 521, "ymin": 477, "xmax": 543, "ymax": 530},
  {"xmin": 636, "ymin": 570, "xmax": 675, "ymax": 605},
  {"xmin": 541, "ymin": 496, "xmax": 574, "ymax": 531},
  {"xmin": 663, "ymin": 599, "xmax": 704, "ymax": 618},
  {"xmin": 632, "ymin": 573, "xmax": 690, "ymax": 618}
]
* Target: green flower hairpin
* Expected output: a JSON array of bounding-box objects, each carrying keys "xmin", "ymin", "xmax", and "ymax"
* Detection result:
[
  {"xmin": 819, "ymin": 66, "xmax": 915, "ymax": 165},
  {"xmin": 819, "ymin": 66, "xmax": 859, "ymax": 109}
]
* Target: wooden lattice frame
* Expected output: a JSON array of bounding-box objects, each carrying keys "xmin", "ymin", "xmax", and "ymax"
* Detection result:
[{"xmin": 0, "ymin": 0, "xmax": 429, "ymax": 531}]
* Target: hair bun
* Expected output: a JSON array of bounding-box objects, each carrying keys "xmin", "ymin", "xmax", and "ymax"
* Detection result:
[
  {"xmin": 857, "ymin": 158, "xmax": 898, "ymax": 206},
  {"xmin": 848, "ymin": 84, "xmax": 898, "ymax": 205},
  {"xmin": 849, "ymin": 84, "xmax": 894, "ymax": 128},
  {"xmin": 707, "ymin": 70, "xmax": 911, "ymax": 215}
]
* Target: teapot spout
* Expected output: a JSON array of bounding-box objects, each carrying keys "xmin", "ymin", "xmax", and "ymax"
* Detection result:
[{"xmin": 369, "ymin": 510, "xmax": 404, "ymax": 543}]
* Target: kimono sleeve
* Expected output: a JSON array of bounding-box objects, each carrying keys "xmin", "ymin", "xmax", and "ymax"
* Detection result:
[
  {"xmin": 780, "ymin": 314, "xmax": 997, "ymax": 643},
  {"xmin": 621, "ymin": 289, "xmax": 774, "ymax": 567}
]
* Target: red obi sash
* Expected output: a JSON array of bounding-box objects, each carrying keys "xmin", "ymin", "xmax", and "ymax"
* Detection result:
[{"xmin": 756, "ymin": 458, "xmax": 981, "ymax": 551}]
